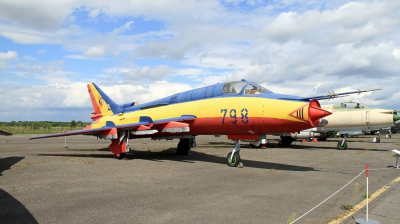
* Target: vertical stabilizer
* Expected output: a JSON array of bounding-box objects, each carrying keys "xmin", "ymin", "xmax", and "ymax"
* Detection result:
[{"xmin": 87, "ymin": 83, "xmax": 120, "ymax": 120}]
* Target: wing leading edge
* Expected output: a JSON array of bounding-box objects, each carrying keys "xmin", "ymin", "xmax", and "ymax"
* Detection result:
[{"xmin": 29, "ymin": 115, "xmax": 197, "ymax": 140}]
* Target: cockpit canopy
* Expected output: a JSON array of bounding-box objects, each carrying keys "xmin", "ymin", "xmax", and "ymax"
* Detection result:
[
  {"xmin": 339, "ymin": 102, "xmax": 367, "ymax": 109},
  {"xmin": 223, "ymin": 81, "xmax": 272, "ymax": 95}
]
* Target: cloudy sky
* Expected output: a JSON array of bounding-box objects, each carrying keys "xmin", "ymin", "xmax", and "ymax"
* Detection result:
[{"xmin": 1, "ymin": 0, "xmax": 399, "ymax": 122}]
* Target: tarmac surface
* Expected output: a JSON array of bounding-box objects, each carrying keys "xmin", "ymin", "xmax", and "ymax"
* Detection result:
[{"xmin": 0, "ymin": 134, "xmax": 399, "ymax": 224}]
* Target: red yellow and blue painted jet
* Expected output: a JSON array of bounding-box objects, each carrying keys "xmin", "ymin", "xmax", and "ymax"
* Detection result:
[{"xmin": 30, "ymin": 79, "xmax": 374, "ymax": 167}]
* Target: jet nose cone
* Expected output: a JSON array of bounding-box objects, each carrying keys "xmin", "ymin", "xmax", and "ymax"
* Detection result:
[{"xmin": 308, "ymin": 99, "xmax": 332, "ymax": 127}]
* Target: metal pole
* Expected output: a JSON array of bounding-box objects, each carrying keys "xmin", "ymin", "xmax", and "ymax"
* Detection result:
[
  {"xmin": 63, "ymin": 137, "xmax": 68, "ymax": 148},
  {"xmin": 366, "ymin": 164, "xmax": 369, "ymax": 221}
]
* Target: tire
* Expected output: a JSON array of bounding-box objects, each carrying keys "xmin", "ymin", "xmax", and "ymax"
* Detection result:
[
  {"xmin": 372, "ymin": 137, "xmax": 380, "ymax": 143},
  {"xmin": 227, "ymin": 152, "xmax": 241, "ymax": 167},
  {"xmin": 114, "ymin": 153, "xmax": 126, "ymax": 160},
  {"xmin": 280, "ymin": 136, "xmax": 293, "ymax": 147},
  {"xmin": 176, "ymin": 142, "xmax": 185, "ymax": 154},
  {"xmin": 337, "ymin": 141, "xmax": 348, "ymax": 150}
]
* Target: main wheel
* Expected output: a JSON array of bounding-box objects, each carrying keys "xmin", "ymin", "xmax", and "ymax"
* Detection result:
[
  {"xmin": 114, "ymin": 153, "xmax": 126, "ymax": 160},
  {"xmin": 227, "ymin": 152, "xmax": 241, "ymax": 167},
  {"xmin": 337, "ymin": 141, "xmax": 348, "ymax": 150},
  {"xmin": 280, "ymin": 136, "xmax": 293, "ymax": 147},
  {"xmin": 372, "ymin": 137, "xmax": 380, "ymax": 143},
  {"xmin": 176, "ymin": 142, "xmax": 185, "ymax": 154}
]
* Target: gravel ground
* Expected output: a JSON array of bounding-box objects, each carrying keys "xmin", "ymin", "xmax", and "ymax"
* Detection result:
[{"xmin": 1, "ymin": 134, "xmax": 399, "ymax": 224}]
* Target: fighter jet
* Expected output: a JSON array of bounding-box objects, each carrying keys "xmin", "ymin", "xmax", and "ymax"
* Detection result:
[
  {"xmin": 282, "ymin": 101, "xmax": 399, "ymax": 150},
  {"xmin": 30, "ymin": 80, "xmax": 373, "ymax": 166}
]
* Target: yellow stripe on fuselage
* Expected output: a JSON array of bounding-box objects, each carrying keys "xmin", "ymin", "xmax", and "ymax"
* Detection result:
[{"xmin": 90, "ymin": 97, "xmax": 309, "ymax": 130}]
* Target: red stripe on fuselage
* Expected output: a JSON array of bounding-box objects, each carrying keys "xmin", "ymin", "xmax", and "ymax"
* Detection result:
[{"xmin": 128, "ymin": 117, "xmax": 309, "ymax": 139}]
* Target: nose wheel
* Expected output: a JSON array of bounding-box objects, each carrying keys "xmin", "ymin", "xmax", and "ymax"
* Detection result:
[
  {"xmin": 337, "ymin": 140, "xmax": 348, "ymax": 150},
  {"xmin": 227, "ymin": 140, "xmax": 243, "ymax": 167},
  {"xmin": 227, "ymin": 151, "xmax": 241, "ymax": 167}
]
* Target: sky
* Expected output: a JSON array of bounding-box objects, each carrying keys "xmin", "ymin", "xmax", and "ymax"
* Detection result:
[{"xmin": 0, "ymin": 0, "xmax": 399, "ymax": 122}]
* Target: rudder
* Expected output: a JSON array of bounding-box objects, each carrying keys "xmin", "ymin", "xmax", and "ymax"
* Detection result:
[{"xmin": 87, "ymin": 83, "xmax": 120, "ymax": 120}]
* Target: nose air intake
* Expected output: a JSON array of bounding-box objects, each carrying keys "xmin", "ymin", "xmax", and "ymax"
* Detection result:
[{"xmin": 308, "ymin": 99, "xmax": 332, "ymax": 127}]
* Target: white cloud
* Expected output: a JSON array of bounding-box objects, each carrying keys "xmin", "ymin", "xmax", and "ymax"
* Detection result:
[
  {"xmin": 1, "ymin": 0, "xmax": 400, "ymax": 122},
  {"xmin": 83, "ymin": 46, "xmax": 106, "ymax": 57},
  {"xmin": 393, "ymin": 49, "xmax": 400, "ymax": 60},
  {"xmin": 0, "ymin": 0, "xmax": 74, "ymax": 31},
  {"xmin": 110, "ymin": 65, "xmax": 173, "ymax": 81},
  {"xmin": 0, "ymin": 51, "xmax": 17, "ymax": 60}
]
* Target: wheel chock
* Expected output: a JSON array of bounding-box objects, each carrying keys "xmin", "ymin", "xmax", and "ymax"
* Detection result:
[
  {"xmin": 311, "ymin": 138, "xmax": 318, "ymax": 142},
  {"xmin": 302, "ymin": 139, "xmax": 307, "ymax": 142}
]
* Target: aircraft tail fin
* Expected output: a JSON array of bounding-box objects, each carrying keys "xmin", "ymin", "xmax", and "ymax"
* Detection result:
[{"xmin": 87, "ymin": 83, "xmax": 121, "ymax": 120}]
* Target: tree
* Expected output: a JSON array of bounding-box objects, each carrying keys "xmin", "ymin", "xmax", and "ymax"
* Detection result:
[{"xmin": 71, "ymin": 120, "xmax": 76, "ymax": 128}]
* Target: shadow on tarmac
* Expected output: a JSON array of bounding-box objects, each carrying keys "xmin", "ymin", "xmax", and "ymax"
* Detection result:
[
  {"xmin": 0, "ymin": 157, "xmax": 38, "ymax": 223},
  {"xmin": 0, "ymin": 156, "xmax": 24, "ymax": 176},
  {"xmin": 38, "ymin": 149, "xmax": 317, "ymax": 172},
  {"xmin": 0, "ymin": 189, "xmax": 38, "ymax": 224},
  {"xmin": 288, "ymin": 144, "xmax": 390, "ymax": 152}
]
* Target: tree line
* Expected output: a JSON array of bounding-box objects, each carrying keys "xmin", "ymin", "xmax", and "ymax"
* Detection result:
[{"xmin": 0, "ymin": 120, "xmax": 91, "ymax": 134}]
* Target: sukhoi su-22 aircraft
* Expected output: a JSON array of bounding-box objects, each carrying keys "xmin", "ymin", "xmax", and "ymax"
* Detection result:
[{"xmin": 30, "ymin": 79, "xmax": 374, "ymax": 167}]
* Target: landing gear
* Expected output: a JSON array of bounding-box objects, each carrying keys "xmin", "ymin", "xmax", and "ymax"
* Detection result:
[
  {"xmin": 337, "ymin": 140, "xmax": 348, "ymax": 150},
  {"xmin": 247, "ymin": 135, "xmax": 267, "ymax": 149},
  {"xmin": 176, "ymin": 137, "xmax": 196, "ymax": 155},
  {"xmin": 279, "ymin": 136, "xmax": 293, "ymax": 147},
  {"xmin": 227, "ymin": 140, "xmax": 242, "ymax": 167},
  {"xmin": 384, "ymin": 130, "xmax": 392, "ymax": 139},
  {"xmin": 336, "ymin": 133, "xmax": 349, "ymax": 150},
  {"xmin": 227, "ymin": 151, "xmax": 241, "ymax": 167},
  {"xmin": 372, "ymin": 137, "xmax": 380, "ymax": 143},
  {"xmin": 109, "ymin": 131, "xmax": 131, "ymax": 160},
  {"xmin": 114, "ymin": 153, "xmax": 126, "ymax": 160},
  {"xmin": 373, "ymin": 132, "xmax": 381, "ymax": 143}
]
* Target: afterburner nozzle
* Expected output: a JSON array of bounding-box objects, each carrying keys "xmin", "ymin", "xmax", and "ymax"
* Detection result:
[{"xmin": 308, "ymin": 99, "xmax": 332, "ymax": 127}]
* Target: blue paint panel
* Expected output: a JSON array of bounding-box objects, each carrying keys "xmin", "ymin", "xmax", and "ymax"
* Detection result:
[
  {"xmin": 105, "ymin": 121, "xmax": 116, "ymax": 127},
  {"xmin": 93, "ymin": 80, "xmax": 332, "ymax": 116},
  {"xmin": 206, "ymin": 86, "xmax": 213, "ymax": 98},
  {"xmin": 139, "ymin": 116, "xmax": 153, "ymax": 123}
]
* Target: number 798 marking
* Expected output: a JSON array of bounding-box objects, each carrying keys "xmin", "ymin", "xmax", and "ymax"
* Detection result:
[
  {"xmin": 220, "ymin": 109, "xmax": 227, "ymax": 124},
  {"xmin": 221, "ymin": 108, "xmax": 248, "ymax": 124}
]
